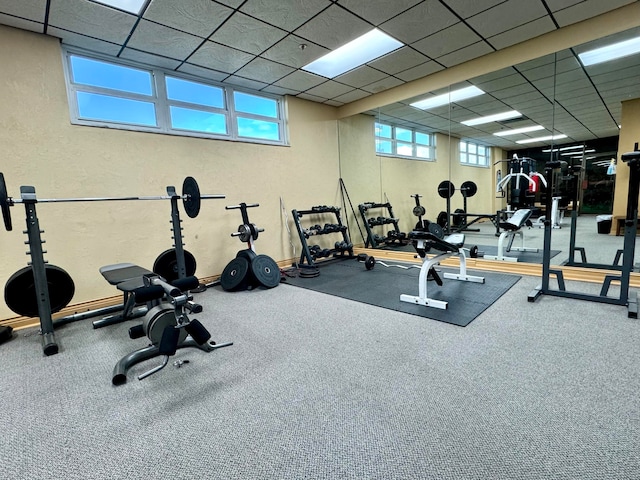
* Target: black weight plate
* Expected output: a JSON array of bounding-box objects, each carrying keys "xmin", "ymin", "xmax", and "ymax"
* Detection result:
[
  {"xmin": 236, "ymin": 249, "xmax": 257, "ymax": 262},
  {"xmin": 4, "ymin": 265, "xmax": 75, "ymax": 317},
  {"xmin": 220, "ymin": 257, "xmax": 250, "ymax": 291},
  {"xmin": 452, "ymin": 208, "xmax": 466, "ymax": 227},
  {"xmin": 182, "ymin": 176, "xmax": 201, "ymax": 219},
  {"xmin": 436, "ymin": 211, "xmax": 448, "ymax": 228},
  {"xmin": 461, "ymin": 180, "xmax": 478, "ymax": 198},
  {"xmin": 437, "ymin": 180, "xmax": 455, "ymax": 199},
  {"xmin": 250, "ymin": 254, "xmax": 280, "ymax": 289},
  {"xmin": 0, "ymin": 172, "xmax": 12, "ymax": 231},
  {"xmin": 153, "ymin": 248, "xmax": 197, "ymax": 283},
  {"xmin": 364, "ymin": 256, "xmax": 376, "ymax": 270},
  {"xmin": 412, "ymin": 205, "xmax": 426, "ymax": 217},
  {"xmin": 428, "ymin": 221, "xmax": 445, "ymax": 239}
]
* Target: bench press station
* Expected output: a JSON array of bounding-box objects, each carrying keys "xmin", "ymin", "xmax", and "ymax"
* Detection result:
[
  {"xmin": 99, "ymin": 263, "xmax": 232, "ymax": 385},
  {"xmin": 400, "ymin": 231, "xmax": 484, "ymax": 310},
  {"xmin": 484, "ymin": 208, "xmax": 537, "ymax": 262}
]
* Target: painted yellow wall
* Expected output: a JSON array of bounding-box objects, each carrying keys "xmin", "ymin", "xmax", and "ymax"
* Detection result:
[
  {"xmin": 0, "ymin": 25, "xmax": 342, "ymax": 318},
  {"xmin": 611, "ymin": 98, "xmax": 640, "ymax": 223}
]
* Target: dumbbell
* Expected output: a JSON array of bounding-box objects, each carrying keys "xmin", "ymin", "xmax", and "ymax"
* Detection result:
[{"xmin": 356, "ymin": 253, "xmax": 376, "ymax": 270}]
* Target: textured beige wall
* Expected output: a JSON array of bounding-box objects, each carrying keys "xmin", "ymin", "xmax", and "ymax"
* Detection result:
[{"xmin": 0, "ymin": 26, "xmax": 341, "ymax": 318}]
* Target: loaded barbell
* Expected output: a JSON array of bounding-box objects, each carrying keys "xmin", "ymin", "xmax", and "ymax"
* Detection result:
[
  {"xmin": 437, "ymin": 180, "xmax": 478, "ymax": 199},
  {"xmin": 0, "ymin": 173, "xmax": 224, "ymax": 231}
]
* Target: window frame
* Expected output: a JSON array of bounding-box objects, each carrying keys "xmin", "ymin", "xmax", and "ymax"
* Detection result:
[
  {"xmin": 374, "ymin": 122, "xmax": 435, "ymax": 161},
  {"xmin": 61, "ymin": 47, "xmax": 288, "ymax": 146},
  {"xmin": 459, "ymin": 140, "xmax": 490, "ymax": 168}
]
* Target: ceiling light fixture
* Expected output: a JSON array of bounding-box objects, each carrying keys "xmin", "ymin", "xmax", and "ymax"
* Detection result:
[
  {"xmin": 461, "ymin": 110, "xmax": 521, "ymax": 126},
  {"xmin": 94, "ymin": 0, "xmax": 147, "ymax": 14},
  {"xmin": 302, "ymin": 29, "xmax": 403, "ymax": 78},
  {"xmin": 516, "ymin": 134, "xmax": 568, "ymax": 145},
  {"xmin": 542, "ymin": 145, "xmax": 586, "ymax": 152},
  {"xmin": 493, "ymin": 125, "xmax": 545, "ymax": 137},
  {"xmin": 578, "ymin": 36, "xmax": 640, "ymax": 66},
  {"xmin": 410, "ymin": 86, "xmax": 485, "ymax": 110}
]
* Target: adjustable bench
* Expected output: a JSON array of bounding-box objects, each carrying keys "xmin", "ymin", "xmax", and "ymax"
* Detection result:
[
  {"xmin": 484, "ymin": 208, "xmax": 537, "ymax": 262},
  {"xmin": 400, "ymin": 231, "xmax": 484, "ymax": 310}
]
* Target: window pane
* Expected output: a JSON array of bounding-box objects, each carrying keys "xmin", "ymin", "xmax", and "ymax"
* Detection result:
[
  {"xmin": 166, "ymin": 77, "xmax": 224, "ymax": 108},
  {"xmin": 416, "ymin": 146, "xmax": 431, "ymax": 158},
  {"xmin": 234, "ymin": 92, "xmax": 278, "ymax": 118},
  {"xmin": 396, "ymin": 128, "xmax": 412, "ymax": 142},
  {"xmin": 397, "ymin": 142, "xmax": 412, "ymax": 156},
  {"xmin": 460, "ymin": 142, "xmax": 467, "ymax": 152},
  {"xmin": 468, "ymin": 154, "xmax": 477, "ymax": 164},
  {"xmin": 376, "ymin": 123, "xmax": 392, "ymax": 138},
  {"xmin": 71, "ymin": 56, "xmax": 152, "ymax": 95},
  {"xmin": 376, "ymin": 139, "xmax": 392, "ymax": 153},
  {"xmin": 415, "ymin": 132, "xmax": 430, "ymax": 145},
  {"xmin": 237, "ymin": 117, "xmax": 280, "ymax": 140},
  {"xmin": 468, "ymin": 143, "xmax": 477, "ymax": 154},
  {"xmin": 170, "ymin": 106, "xmax": 227, "ymax": 134},
  {"xmin": 77, "ymin": 91, "xmax": 156, "ymax": 126},
  {"xmin": 478, "ymin": 145, "xmax": 486, "ymax": 155}
]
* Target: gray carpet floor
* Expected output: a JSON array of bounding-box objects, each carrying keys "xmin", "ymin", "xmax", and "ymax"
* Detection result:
[{"xmin": 0, "ymin": 272, "xmax": 638, "ymax": 480}]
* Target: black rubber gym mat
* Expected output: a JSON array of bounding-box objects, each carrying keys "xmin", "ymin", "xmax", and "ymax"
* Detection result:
[{"xmin": 284, "ymin": 260, "xmax": 520, "ymax": 327}]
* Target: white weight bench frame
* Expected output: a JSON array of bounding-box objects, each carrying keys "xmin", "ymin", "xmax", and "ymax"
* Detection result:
[
  {"xmin": 400, "ymin": 232, "xmax": 484, "ymax": 310},
  {"xmin": 484, "ymin": 208, "xmax": 537, "ymax": 262}
]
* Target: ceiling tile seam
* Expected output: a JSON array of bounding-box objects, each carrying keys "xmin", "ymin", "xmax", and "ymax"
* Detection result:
[
  {"xmin": 43, "ymin": 0, "xmax": 52, "ymax": 35},
  {"xmin": 334, "ymin": 1, "xmax": 415, "ymax": 28},
  {"xmin": 567, "ymin": 47, "xmax": 619, "ymax": 130},
  {"xmin": 437, "ymin": 0, "xmax": 499, "ymax": 54},
  {"xmin": 115, "ymin": 0, "xmax": 151, "ymax": 58},
  {"xmin": 0, "ymin": 11, "xmax": 45, "ymax": 33},
  {"xmin": 539, "ymin": 0, "xmax": 561, "ymax": 29},
  {"xmin": 52, "ymin": 27, "xmax": 121, "ymax": 52}
]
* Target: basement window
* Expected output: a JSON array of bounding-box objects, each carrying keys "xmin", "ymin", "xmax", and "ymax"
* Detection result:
[
  {"xmin": 375, "ymin": 122, "xmax": 435, "ymax": 160},
  {"xmin": 62, "ymin": 48, "xmax": 287, "ymax": 145}
]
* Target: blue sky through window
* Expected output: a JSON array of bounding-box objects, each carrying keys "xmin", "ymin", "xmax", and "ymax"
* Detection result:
[
  {"xmin": 71, "ymin": 56, "xmax": 152, "ymax": 95},
  {"xmin": 77, "ymin": 92, "xmax": 156, "ymax": 126}
]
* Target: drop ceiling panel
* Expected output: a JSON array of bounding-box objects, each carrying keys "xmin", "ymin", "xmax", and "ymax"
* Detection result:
[
  {"xmin": 552, "ymin": 0, "xmax": 636, "ymax": 28},
  {"xmin": 331, "ymin": 89, "xmax": 371, "ymax": 103},
  {"xmin": 144, "ymin": 0, "xmax": 233, "ymax": 38},
  {"xmin": 412, "ymin": 22, "xmax": 482, "ymax": 59},
  {"xmin": 260, "ymin": 34, "xmax": 329, "ymax": 68},
  {"xmin": 0, "ymin": 14, "xmax": 42, "ymax": 33},
  {"xmin": 233, "ymin": 57, "xmax": 295, "ymax": 83},
  {"xmin": 304, "ymin": 80, "xmax": 354, "ymax": 99},
  {"xmin": 0, "ymin": 0, "xmax": 47, "ymax": 22},
  {"xmin": 222, "ymin": 75, "xmax": 268, "ymax": 91},
  {"xmin": 273, "ymin": 70, "xmax": 327, "ymax": 91},
  {"xmin": 176, "ymin": 63, "xmax": 229, "ymax": 82},
  {"xmin": 361, "ymin": 76, "xmax": 404, "ymax": 94},
  {"xmin": 379, "ymin": 1, "xmax": 459, "ymax": 44},
  {"xmin": 120, "ymin": 48, "xmax": 182, "ymax": 69},
  {"xmin": 487, "ymin": 16, "xmax": 556, "ymax": 50},
  {"xmin": 47, "ymin": 27, "xmax": 122, "ymax": 56},
  {"xmin": 443, "ymin": 0, "xmax": 508, "ymax": 19},
  {"xmin": 465, "ymin": 0, "xmax": 548, "ymax": 38},
  {"xmin": 367, "ymin": 47, "xmax": 430, "ymax": 76},
  {"xmin": 335, "ymin": 66, "xmax": 388, "ymax": 88},
  {"xmin": 127, "ymin": 19, "xmax": 203, "ymax": 59},
  {"xmin": 335, "ymin": 0, "xmax": 422, "ymax": 26},
  {"xmin": 293, "ymin": 4, "xmax": 371, "ymax": 50},
  {"xmin": 48, "ymin": 0, "xmax": 137, "ymax": 44},
  {"xmin": 240, "ymin": 0, "xmax": 328, "ymax": 31},
  {"xmin": 209, "ymin": 12, "xmax": 288, "ymax": 55},
  {"xmin": 188, "ymin": 41, "xmax": 256, "ymax": 73},
  {"xmin": 394, "ymin": 61, "xmax": 445, "ymax": 82}
]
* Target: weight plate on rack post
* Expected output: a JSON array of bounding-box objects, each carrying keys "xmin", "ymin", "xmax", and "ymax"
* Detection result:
[
  {"xmin": 4, "ymin": 265, "xmax": 75, "ymax": 317},
  {"xmin": 436, "ymin": 211, "xmax": 448, "ymax": 229},
  {"xmin": 250, "ymin": 254, "xmax": 280, "ymax": 289},
  {"xmin": 412, "ymin": 205, "xmax": 426, "ymax": 217},
  {"xmin": 428, "ymin": 221, "xmax": 445, "ymax": 239},
  {"xmin": 220, "ymin": 257, "xmax": 250, "ymax": 291},
  {"xmin": 182, "ymin": 176, "xmax": 201, "ymax": 218},
  {"xmin": 461, "ymin": 181, "xmax": 478, "ymax": 198},
  {"xmin": 0, "ymin": 172, "xmax": 12, "ymax": 231},
  {"xmin": 153, "ymin": 248, "xmax": 197, "ymax": 283},
  {"xmin": 437, "ymin": 180, "xmax": 455, "ymax": 199}
]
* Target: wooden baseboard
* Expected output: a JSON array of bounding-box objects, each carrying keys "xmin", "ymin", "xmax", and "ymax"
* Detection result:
[{"xmin": 4, "ymin": 252, "xmax": 638, "ymax": 331}]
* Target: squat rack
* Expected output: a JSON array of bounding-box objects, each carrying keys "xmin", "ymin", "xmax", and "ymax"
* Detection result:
[{"xmin": 528, "ymin": 145, "xmax": 640, "ymax": 318}]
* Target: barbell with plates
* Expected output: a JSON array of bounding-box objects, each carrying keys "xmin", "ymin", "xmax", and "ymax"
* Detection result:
[
  {"xmin": 436, "ymin": 180, "xmax": 478, "ymax": 199},
  {"xmin": 0, "ymin": 173, "xmax": 224, "ymax": 231}
]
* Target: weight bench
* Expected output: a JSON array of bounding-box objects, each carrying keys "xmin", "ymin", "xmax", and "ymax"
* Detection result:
[
  {"xmin": 400, "ymin": 231, "xmax": 484, "ymax": 310},
  {"xmin": 94, "ymin": 262, "xmax": 200, "ymax": 329},
  {"xmin": 484, "ymin": 209, "xmax": 537, "ymax": 262}
]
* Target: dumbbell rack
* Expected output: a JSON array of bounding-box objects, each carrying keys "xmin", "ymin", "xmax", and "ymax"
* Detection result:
[
  {"xmin": 291, "ymin": 205, "xmax": 354, "ymax": 268},
  {"xmin": 358, "ymin": 202, "xmax": 407, "ymax": 248}
]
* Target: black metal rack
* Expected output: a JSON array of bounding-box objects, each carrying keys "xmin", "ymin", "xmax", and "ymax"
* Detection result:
[
  {"xmin": 358, "ymin": 201, "xmax": 407, "ymax": 248},
  {"xmin": 291, "ymin": 205, "xmax": 354, "ymax": 268}
]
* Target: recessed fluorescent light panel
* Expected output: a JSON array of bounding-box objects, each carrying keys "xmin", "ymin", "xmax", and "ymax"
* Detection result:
[
  {"xmin": 578, "ymin": 36, "xmax": 640, "ymax": 66},
  {"xmin": 410, "ymin": 86, "xmax": 484, "ymax": 110},
  {"xmin": 302, "ymin": 29, "xmax": 403, "ymax": 78},
  {"xmin": 94, "ymin": 0, "xmax": 147, "ymax": 14},
  {"xmin": 516, "ymin": 134, "xmax": 568, "ymax": 145},
  {"xmin": 461, "ymin": 110, "xmax": 521, "ymax": 126},
  {"xmin": 493, "ymin": 125, "xmax": 545, "ymax": 137}
]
